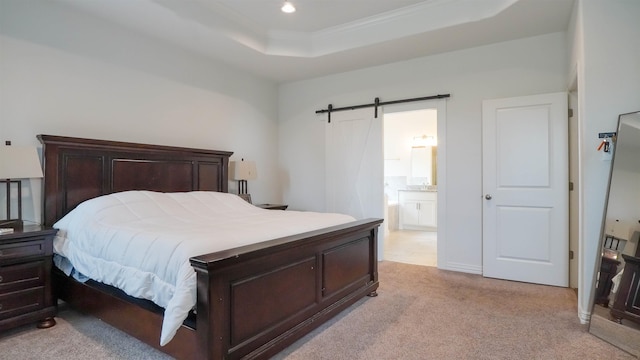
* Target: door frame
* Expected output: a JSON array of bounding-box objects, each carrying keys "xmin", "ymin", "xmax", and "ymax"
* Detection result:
[
  {"xmin": 569, "ymin": 69, "xmax": 590, "ymax": 323},
  {"xmin": 568, "ymin": 90, "xmax": 579, "ymax": 290},
  {"xmin": 383, "ymin": 99, "xmax": 447, "ymax": 267}
]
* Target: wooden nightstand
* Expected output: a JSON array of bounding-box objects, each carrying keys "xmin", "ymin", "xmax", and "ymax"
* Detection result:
[
  {"xmin": 0, "ymin": 225, "xmax": 58, "ymax": 331},
  {"xmin": 256, "ymin": 204, "xmax": 288, "ymax": 210}
]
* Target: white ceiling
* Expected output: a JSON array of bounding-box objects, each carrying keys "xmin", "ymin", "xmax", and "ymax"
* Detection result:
[{"xmin": 55, "ymin": 0, "xmax": 576, "ymax": 83}]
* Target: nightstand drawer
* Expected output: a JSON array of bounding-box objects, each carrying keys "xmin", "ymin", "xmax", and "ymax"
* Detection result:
[
  {"xmin": 0, "ymin": 287, "xmax": 45, "ymax": 320},
  {"xmin": 0, "ymin": 260, "xmax": 45, "ymax": 292},
  {"xmin": 0, "ymin": 240, "xmax": 46, "ymax": 263}
]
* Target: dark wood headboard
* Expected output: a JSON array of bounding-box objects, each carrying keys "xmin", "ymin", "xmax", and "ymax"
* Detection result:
[{"xmin": 38, "ymin": 135, "xmax": 233, "ymax": 227}]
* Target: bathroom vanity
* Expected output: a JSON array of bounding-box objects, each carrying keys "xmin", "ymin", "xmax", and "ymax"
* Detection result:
[{"xmin": 398, "ymin": 189, "xmax": 437, "ymax": 230}]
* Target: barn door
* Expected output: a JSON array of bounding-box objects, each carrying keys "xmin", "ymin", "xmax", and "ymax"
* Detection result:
[{"xmin": 326, "ymin": 108, "xmax": 384, "ymax": 257}]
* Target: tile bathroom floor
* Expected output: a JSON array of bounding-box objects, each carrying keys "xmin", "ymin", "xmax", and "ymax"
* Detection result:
[{"xmin": 383, "ymin": 230, "xmax": 437, "ymax": 267}]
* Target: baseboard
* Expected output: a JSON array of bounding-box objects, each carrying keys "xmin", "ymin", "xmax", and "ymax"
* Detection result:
[
  {"xmin": 440, "ymin": 261, "xmax": 482, "ymax": 274},
  {"xmin": 578, "ymin": 305, "xmax": 591, "ymax": 324}
]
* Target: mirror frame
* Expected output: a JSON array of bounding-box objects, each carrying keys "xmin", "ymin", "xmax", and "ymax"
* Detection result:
[{"xmin": 588, "ymin": 110, "xmax": 640, "ymax": 356}]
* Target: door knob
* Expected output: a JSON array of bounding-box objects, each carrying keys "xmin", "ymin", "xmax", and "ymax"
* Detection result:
[{"xmin": 485, "ymin": 194, "xmax": 492, "ymax": 200}]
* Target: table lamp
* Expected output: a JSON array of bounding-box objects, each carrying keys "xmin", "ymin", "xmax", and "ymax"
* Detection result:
[
  {"xmin": 0, "ymin": 144, "xmax": 44, "ymax": 229},
  {"xmin": 233, "ymin": 159, "xmax": 257, "ymax": 202}
]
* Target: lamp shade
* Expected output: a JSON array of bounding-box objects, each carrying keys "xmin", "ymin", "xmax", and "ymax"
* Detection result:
[
  {"xmin": 0, "ymin": 146, "xmax": 44, "ymax": 179},
  {"xmin": 233, "ymin": 160, "xmax": 257, "ymax": 180}
]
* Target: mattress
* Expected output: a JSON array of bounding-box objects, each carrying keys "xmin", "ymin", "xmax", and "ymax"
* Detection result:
[{"xmin": 52, "ymin": 190, "xmax": 355, "ymax": 345}]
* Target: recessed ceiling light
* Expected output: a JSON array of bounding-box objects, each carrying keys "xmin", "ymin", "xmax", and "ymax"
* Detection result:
[{"xmin": 281, "ymin": 1, "xmax": 296, "ymax": 13}]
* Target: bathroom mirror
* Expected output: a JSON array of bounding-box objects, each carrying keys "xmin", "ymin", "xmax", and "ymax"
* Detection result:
[
  {"xmin": 588, "ymin": 110, "xmax": 640, "ymax": 356},
  {"xmin": 410, "ymin": 146, "xmax": 437, "ymax": 186}
]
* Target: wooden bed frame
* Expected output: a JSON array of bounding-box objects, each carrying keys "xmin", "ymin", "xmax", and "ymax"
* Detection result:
[{"xmin": 38, "ymin": 135, "xmax": 382, "ymax": 359}]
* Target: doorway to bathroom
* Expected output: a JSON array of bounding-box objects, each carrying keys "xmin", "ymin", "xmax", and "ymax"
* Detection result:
[{"xmin": 383, "ymin": 108, "xmax": 438, "ymax": 267}]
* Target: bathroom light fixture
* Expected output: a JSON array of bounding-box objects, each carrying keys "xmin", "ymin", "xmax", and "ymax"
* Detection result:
[
  {"xmin": 281, "ymin": 1, "xmax": 296, "ymax": 13},
  {"xmin": 412, "ymin": 135, "xmax": 437, "ymax": 147}
]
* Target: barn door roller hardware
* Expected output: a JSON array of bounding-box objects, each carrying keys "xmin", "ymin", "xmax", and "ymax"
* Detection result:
[{"xmin": 316, "ymin": 94, "xmax": 450, "ymax": 123}]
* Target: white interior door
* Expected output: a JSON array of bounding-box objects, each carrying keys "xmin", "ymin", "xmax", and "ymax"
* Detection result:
[
  {"xmin": 326, "ymin": 108, "xmax": 384, "ymax": 257},
  {"xmin": 482, "ymin": 92, "xmax": 568, "ymax": 287}
]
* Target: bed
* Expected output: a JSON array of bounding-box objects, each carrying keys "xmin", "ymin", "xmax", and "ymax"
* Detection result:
[{"xmin": 39, "ymin": 135, "xmax": 382, "ymax": 359}]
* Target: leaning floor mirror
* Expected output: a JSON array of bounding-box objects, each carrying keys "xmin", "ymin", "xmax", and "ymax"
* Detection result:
[{"xmin": 588, "ymin": 110, "xmax": 640, "ymax": 356}]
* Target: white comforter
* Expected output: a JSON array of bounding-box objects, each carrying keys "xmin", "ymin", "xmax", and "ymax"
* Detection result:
[{"xmin": 53, "ymin": 191, "xmax": 355, "ymax": 346}]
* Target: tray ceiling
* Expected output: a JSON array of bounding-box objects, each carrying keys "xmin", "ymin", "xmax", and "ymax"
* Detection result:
[{"xmin": 54, "ymin": 0, "xmax": 575, "ymax": 82}]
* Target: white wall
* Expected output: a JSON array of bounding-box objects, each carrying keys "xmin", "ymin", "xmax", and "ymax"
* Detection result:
[
  {"xmin": 279, "ymin": 32, "xmax": 568, "ymax": 273},
  {"xmin": 0, "ymin": 0, "xmax": 280, "ymax": 223},
  {"xmin": 569, "ymin": 0, "xmax": 640, "ymax": 322}
]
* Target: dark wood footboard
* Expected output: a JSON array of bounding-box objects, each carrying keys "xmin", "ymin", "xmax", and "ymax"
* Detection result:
[
  {"xmin": 190, "ymin": 218, "xmax": 381, "ymax": 359},
  {"xmin": 54, "ymin": 218, "xmax": 381, "ymax": 360}
]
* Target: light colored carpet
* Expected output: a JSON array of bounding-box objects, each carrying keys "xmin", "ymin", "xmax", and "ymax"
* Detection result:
[
  {"xmin": 0, "ymin": 304, "xmax": 172, "ymax": 360},
  {"xmin": 1, "ymin": 261, "xmax": 635, "ymax": 359}
]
